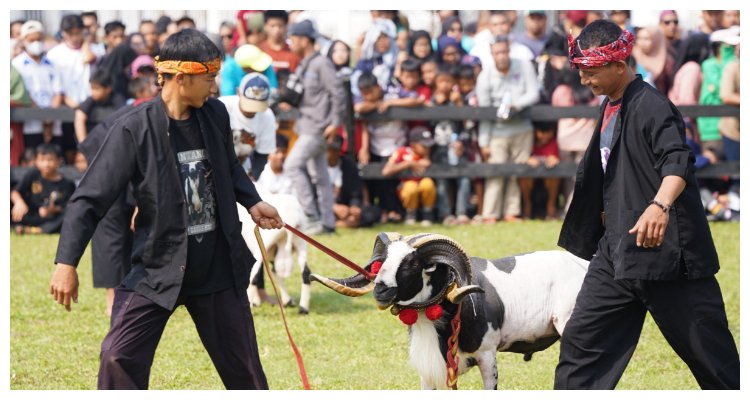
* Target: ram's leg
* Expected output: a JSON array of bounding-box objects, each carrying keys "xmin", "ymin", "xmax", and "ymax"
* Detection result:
[
  {"xmin": 299, "ymin": 263, "xmax": 311, "ymax": 314},
  {"xmin": 476, "ymin": 351, "xmax": 498, "ymax": 390},
  {"xmin": 247, "ymin": 260, "xmax": 263, "ymax": 307},
  {"xmin": 420, "ymin": 377, "xmax": 435, "ymax": 390}
]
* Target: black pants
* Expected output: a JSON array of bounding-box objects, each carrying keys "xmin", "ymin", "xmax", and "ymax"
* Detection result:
[
  {"xmin": 98, "ymin": 286, "xmax": 268, "ymax": 389},
  {"xmin": 555, "ymin": 237, "xmax": 740, "ymax": 389}
]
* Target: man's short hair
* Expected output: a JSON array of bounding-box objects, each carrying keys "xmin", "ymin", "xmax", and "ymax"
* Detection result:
[
  {"xmin": 60, "ymin": 14, "xmax": 84, "ymax": 33},
  {"xmin": 128, "ymin": 77, "xmax": 151, "ymax": 97},
  {"xmin": 35, "ymin": 143, "xmax": 61, "ymax": 158},
  {"xmin": 90, "ymin": 68, "xmax": 113, "ymax": 87},
  {"xmin": 176, "ymin": 16, "xmax": 196, "ymax": 27},
  {"xmin": 532, "ymin": 120, "xmax": 557, "ymax": 133},
  {"xmin": 357, "ymin": 71, "xmax": 380, "ymax": 91},
  {"xmin": 80, "ymin": 11, "xmax": 98, "ymax": 21},
  {"xmin": 457, "ymin": 64, "xmax": 475, "ymax": 80},
  {"xmin": 576, "ymin": 19, "xmax": 633, "ymax": 64},
  {"xmin": 400, "ymin": 57, "xmax": 421, "ymax": 73},
  {"xmin": 263, "ymin": 10, "xmax": 289, "ymax": 25},
  {"xmin": 435, "ymin": 64, "xmax": 457, "ymax": 79},
  {"xmin": 104, "ymin": 21, "xmax": 126, "ymax": 35},
  {"xmin": 490, "ymin": 34, "xmax": 510, "ymax": 46},
  {"xmin": 158, "ymin": 28, "xmax": 222, "ymax": 65},
  {"xmin": 140, "ymin": 19, "xmax": 154, "ymax": 27}
]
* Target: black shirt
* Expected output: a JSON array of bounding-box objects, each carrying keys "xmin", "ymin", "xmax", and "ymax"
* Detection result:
[
  {"xmin": 169, "ymin": 115, "xmax": 233, "ymax": 295},
  {"xmin": 14, "ymin": 168, "xmax": 76, "ymax": 215},
  {"xmin": 78, "ymin": 92, "xmax": 127, "ymax": 131}
]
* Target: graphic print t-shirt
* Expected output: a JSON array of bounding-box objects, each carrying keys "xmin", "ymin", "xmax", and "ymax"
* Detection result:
[
  {"xmin": 599, "ymin": 99, "xmax": 622, "ymax": 172},
  {"xmin": 169, "ymin": 115, "xmax": 233, "ymax": 295}
]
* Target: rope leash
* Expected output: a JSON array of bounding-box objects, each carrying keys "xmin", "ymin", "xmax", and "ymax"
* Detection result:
[
  {"xmin": 445, "ymin": 302, "xmax": 462, "ymax": 390},
  {"xmin": 254, "ymin": 226, "xmax": 311, "ymax": 390}
]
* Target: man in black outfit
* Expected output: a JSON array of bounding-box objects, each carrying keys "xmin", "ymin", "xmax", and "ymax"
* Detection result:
[
  {"xmin": 555, "ymin": 20, "xmax": 739, "ymax": 390},
  {"xmin": 49, "ymin": 29, "xmax": 282, "ymax": 390}
]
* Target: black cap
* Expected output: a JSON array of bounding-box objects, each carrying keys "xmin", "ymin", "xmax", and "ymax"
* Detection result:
[
  {"xmin": 288, "ymin": 20, "xmax": 318, "ymax": 39},
  {"xmin": 408, "ymin": 126, "xmax": 435, "ymax": 147}
]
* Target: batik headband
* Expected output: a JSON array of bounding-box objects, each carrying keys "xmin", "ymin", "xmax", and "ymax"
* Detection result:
[
  {"xmin": 153, "ymin": 56, "xmax": 222, "ymax": 86},
  {"xmin": 568, "ymin": 29, "xmax": 634, "ymax": 69}
]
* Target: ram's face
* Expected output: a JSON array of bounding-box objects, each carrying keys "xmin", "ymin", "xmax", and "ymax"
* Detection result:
[{"xmin": 373, "ymin": 241, "xmax": 451, "ymax": 309}]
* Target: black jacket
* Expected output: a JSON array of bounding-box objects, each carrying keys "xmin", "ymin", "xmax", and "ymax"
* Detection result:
[
  {"xmin": 56, "ymin": 95, "xmax": 262, "ymax": 309},
  {"xmin": 558, "ymin": 77, "xmax": 719, "ymax": 280}
]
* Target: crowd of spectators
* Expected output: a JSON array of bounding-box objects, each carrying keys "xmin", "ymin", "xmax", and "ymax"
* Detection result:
[{"xmin": 9, "ymin": 9, "xmax": 741, "ymax": 234}]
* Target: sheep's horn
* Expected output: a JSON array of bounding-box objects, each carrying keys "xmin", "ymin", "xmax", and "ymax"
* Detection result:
[
  {"xmin": 446, "ymin": 284, "xmax": 484, "ymax": 304},
  {"xmin": 310, "ymin": 273, "xmax": 375, "ymax": 297}
]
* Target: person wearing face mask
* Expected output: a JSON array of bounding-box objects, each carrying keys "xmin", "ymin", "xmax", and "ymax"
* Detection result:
[
  {"xmin": 46, "ymin": 14, "xmax": 102, "ymax": 164},
  {"xmin": 11, "ymin": 20, "xmax": 64, "ymax": 152}
]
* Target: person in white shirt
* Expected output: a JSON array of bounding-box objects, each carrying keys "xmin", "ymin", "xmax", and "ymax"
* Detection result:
[
  {"xmin": 470, "ymin": 11, "xmax": 534, "ymax": 70},
  {"xmin": 46, "ymin": 14, "xmax": 103, "ymax": 163},
  {"xmin": 11, "ymin": 20, "xmax": 63, "ymax": 150},
  {"xmin": 219, "ymin": 72, "xmax": 278, "ymax": 180},
  {"xmin": 257, "ymin": 134, "xmax": 294, "ymax": 196}
]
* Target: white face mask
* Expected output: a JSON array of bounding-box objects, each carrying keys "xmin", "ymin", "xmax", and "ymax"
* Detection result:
[{"xmin": 25, "ymin": 40, "xmax": 44, "ymax": 56}]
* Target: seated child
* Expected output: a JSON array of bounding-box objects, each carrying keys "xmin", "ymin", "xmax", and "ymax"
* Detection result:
[
  {"xmin": 519, "ymin": 121, "xmax": 561, "ymax": 220},
  {"xmin": 11, "ymin": 143, "xmax": 76, "ymax": 234},
  {"xmin": 74, "ymin": 68, "xmax": 127, "ymax": 144},
  {"xmin": 382, "ymin": 126, "xmax": 436, "ymax": 226},
  {"xmin": 327, "ymin": 135, "xmax": 365, "ymax": 228},
  {"xmin": 257, "ymin": 134, "xmax": 293, "ymax": 195}
]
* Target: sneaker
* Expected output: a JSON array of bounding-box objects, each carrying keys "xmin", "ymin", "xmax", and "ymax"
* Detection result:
[
  {"xmin": 404, "ymin": 209, "xmax": 417, "ymax": 225},
  {"xmin": 456, "ymin": 215, "xmax": 470, "ymax": 225},
  {"xmin": 420, "ymin": 219, "xmax": 433, "ymax": 227},
  {"xmin": 442, "ymin": 215, "xmax": 457, "ymax": 226}
]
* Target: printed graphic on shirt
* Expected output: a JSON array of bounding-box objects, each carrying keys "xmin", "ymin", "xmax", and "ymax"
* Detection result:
[
  {"xmin": 177, "ymin": 149, "xmax": 216, "ymax": 240},
  {"xmin": 599, "ymin": 102, "xmax": 621, "ymax": 172}
]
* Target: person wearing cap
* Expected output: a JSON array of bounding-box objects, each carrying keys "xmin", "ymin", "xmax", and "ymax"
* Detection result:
[
  {"xmin": 219, "ymin": 72, "xmax": 277, "ymax": 180},
  {"xmin": 382, "ymin": 126, "xmax": 437, "ymax": 226},
  {"xmin": 515, "ymin": 10, "xmax": 550, "ymax": 59},
  {"xmin": 555, "ymin": 19, "xmax": 739, "ymax": 390},
  {"xmin": 11, "ymin": 20, "xmax": 64, "ymax": 151},
  {"xmin": 49, "ymin": 29, "xmax": 282, "ymax": 390},
  {"xmin": 282, "ymin": 19, "xmax": 345, "ymax": 234},
  {"xmin": 219, "ymin": 43, "xmax": 278, "ymax": 96}
]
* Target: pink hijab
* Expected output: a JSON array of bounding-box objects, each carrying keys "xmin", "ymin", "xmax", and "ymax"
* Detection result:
[{"xmin": 632, "ymin": 26, "xmax": 668, "ymax": 80}]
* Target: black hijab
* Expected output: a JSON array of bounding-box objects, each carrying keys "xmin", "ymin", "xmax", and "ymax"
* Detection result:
[{"xmin": 99, "ymin": 43, "xmax": 138, "ymax": 99}]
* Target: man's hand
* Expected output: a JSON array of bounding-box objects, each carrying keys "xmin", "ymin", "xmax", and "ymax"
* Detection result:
[
  {"xmin": 544, "ymin": 155, "xmax": 560, "ymax": 169},
  {"xmin": 480, "ymin": 147, "xmax": 491, "ymax": 162},
  {"xmin": 249, "ymin": 201, "xmax": 283, "ymax": 230},
  {"xmin": 628, "ymin": 205, "xmax": 669, "ymax": 248},
  {"xmin": 323, "ymin": 124, "xmax": 339, "ymax": 142},
  {"xmin": 50, "ymin": 263, "xmax": 79, "ymax": 311},
  {"xmin": 11, "ymin": 201, "xmax": 29, "ymax": 222},
  {"xmin": 527, "ymin": 157, "xmax": 541, "ymax": 168},
  {"xmin": 411, "ymin": 159, "xmax": 431, "ymax": 175},
  {"xmin": 277, "ymin": 102, "xmax": 293, "ymax": 112},
  {"xmin": 357, "ymin": 146, "xmax": 370, "ymax": 165}
]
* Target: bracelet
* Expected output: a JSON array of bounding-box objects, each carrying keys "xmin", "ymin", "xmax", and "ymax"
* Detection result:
[{"xmin": 648, "ymin": 199, "xmax": 671, "ymax": 213}]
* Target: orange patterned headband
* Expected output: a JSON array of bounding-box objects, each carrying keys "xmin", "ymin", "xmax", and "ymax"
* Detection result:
[{"xmin": 154, "ymin": 56, "xmax": 222, "ymax": 85}]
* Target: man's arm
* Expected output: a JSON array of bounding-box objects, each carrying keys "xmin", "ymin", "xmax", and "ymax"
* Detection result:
[
  {"xmin": 320, "ymin": 58, "xmax": 345, "ymax": 136},
  {"xmin": 74, "ymin": 109, "xmax": 88, "ymax": 144},
  {"xmin": 512, "ymin": 59, "xmax": 541, "ymax": 110},
  {"xmin": 10, "ymin": 190, "xmax": 29, "ymax": 223},
  {"xmin": 628, "ymin": 175, "xmax": 685, "ymax": 248}
]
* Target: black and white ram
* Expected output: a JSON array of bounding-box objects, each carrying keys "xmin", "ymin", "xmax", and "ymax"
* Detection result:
[
  {"xmin": 311, "ymin": 232, "xmax": 589, "ymax": 389},
  {"xmin": 237, "ymin": 188, "xmax": 311, "ymax": 314}
]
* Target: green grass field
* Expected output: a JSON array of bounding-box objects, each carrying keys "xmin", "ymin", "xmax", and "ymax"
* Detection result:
[{"xmin": 9, "ymin": 221, "xmax": 739, "ymax": 390}]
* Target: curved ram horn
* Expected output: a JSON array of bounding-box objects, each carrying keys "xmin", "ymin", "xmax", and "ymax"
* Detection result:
[
  {"xmin": 310, "ymin": 273, "xmax": 375, "ymax": 297},
  {"xmin": 446, "ymin": 284, "xmax": 484, "ymax": 304}
]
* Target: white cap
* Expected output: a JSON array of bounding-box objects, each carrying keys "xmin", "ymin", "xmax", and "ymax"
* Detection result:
[{"xmin": 20, "ymin": 20, "xmax": 43, "ymax": 39}]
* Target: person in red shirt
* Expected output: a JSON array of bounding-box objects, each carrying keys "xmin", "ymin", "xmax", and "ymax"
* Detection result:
[
  {"xmin": 382, "ymin": 126, "xmax": 437, "ymax": 226},
  {"xmin": 519, "ymin": 121, "xmax": 561, "ymax": 220},
  {"xmin": 258, "ymin": 10, "xmax": 300, "ymax": 77}
]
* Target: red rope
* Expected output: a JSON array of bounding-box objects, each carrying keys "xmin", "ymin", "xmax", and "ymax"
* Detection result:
[
  {"xmin": 254, "ymin": 226, "xmax": 311, "ymax": 390},
  {"xmin": 284, "ymin": 223, "xmax": 376, "ymax": 280}
]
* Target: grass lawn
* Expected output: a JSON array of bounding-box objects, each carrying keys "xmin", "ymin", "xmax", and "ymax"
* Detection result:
[{"xmin": 9, "ymin": 221, "xmax": 739, "ymax": 390}]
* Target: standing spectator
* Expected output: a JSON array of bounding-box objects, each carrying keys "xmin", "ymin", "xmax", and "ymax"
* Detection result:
[
  {"xmin": 155, "ymin": 16, "xmax": 177, "ymax": 49},
  {"xmin": 351, "ymin": 18, "xmax": 399, "ymax": 97},
  {"xmin": 219, "ymin": 72, "xmax": 277, "ymax": 180},
  {"xmin": 476, "ymin": 35, "xmax": 539, "ymax": 223},
  {"xmin": 73, "ymin": 69, "xmax": 127, "ymax": 144},
  {"xmin": 139, "ymin": 20, "xmax": 159, "ymax": 56},
  {"xmin": 175, "ymin": 16, "xmax": 196, "ymax": 31},
  {"xmin": 382, "ymin": 126, "xmax": 436, "ymax": 226},
  {"xmin": 10, "ymin": 64, "xmax": 32, "ymax": 166},
  {"xmin": 722, "ymin": 10, "xmax": 740, "ymax": 29},
  {"xmin": 669, "ymin": 33, "xmax": 710, "ymax": 106},
  {"xmin": 515, "ymin": 10, "xmax": 550, "ymax": 59},
  {"xmin": 609, "ymin": 10, "xmax": 635, "ymax": 35},
  {"xmin": 556, "ymin": 19, "xmax": 739, "ymax": 390},
  {"xmin": 327, "ymin": 135, "xmax": 365, "ymax": 228},
  {"xmin": 470, "ymin": 11, "xmax": 534, "ymax": 70},
  {"xmin": 407, "ymin": 30, "xmax": 435, "ymax": 63},
  {"xmin": 49, "ymin": 28, "xmax": 283, "ymax": 389},
  {"xmin": 81, "ymin": 11, "xmax": 106, "ymax": 58},
  {"xmin": 98, "ymin": 43, "xmax": 137, "ymax": 100},
  {"xmin": 259, "ymin": 11, "xmax": 300, "ymax": 78},
  {"xmin": 103, "ymin": 21, "xmax": 126, "ymax": 54},
  {"xmin": 220, "ymin": 44, "xmax": 278, "ymax": 96},
  {"xmin": 10, "ymin": 19, "xmax": 25, "ymax": 58},
  {"xmin": 632, "ymin": 26, "xmax": 674, "ymax": 96},
  {"xmin": 437, "ymin": 36, "xmax": 463, "ymax": 67},
  {"xmin": 719, "ymin": 41, "xmax": 740, "ymax": 163},
  {"xmin": 437, "ymin": 16, "xmax": 471, "ymax": 54},
  {"xmin": 519, "ymin": 121, "xmax": 561, "ymax": 220},
  {"xmin": 283, "ymin": 20, "xmax": 345, "ymax": 234},
  {"xmin": 658, "ymin": 10, "xmax": 682, "ymax": 59},
  {"xmin": 12, "ymin": 20, "xmax": 64, "ymax": 151},
  {"xmin": 698, "ymin": 10, "xmax": 724, "ymax": 35},
  {"xmin": 235, "ymin": 10, "xmax": 265, "ymax": 47},
  {"xmin": 11, "ymin": 144, "xmax": 75, "ymax": 234},
  {"xmin": 46, "ymin": 14, "xmax": 101, "ymax": 163},
  {"xmin": 327, "ymin": 40, "xmax": 353, "ymax": 79},
  {"xmin": 697, "ymin": 28, "xmax": 737, "ymax": 155},
  {"xmin": 218, "ymin": 21, "xmax": 235, "ymax": 55}
]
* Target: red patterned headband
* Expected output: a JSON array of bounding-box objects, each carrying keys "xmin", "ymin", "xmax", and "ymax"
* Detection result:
[{"xmin": 568, "ymin": 29, "xmax": 634, "ymax": 69}]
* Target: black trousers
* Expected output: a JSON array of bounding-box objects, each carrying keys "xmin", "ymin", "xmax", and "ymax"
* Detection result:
[
  {"xmin": 98, "ymin": 286, "xmax": 268, "ymax": 389},
  {"xmin": 555, "ymin": 236, "xmax": 740, "ymax": 389}
]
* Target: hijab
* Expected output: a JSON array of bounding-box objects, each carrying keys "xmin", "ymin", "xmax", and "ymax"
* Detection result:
[{"xmin": 632, "ymin": 26, "xmax": 668, "ymax": 80}]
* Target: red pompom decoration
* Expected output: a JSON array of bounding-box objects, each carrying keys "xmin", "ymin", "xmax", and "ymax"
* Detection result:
[
  {"xmin": 398, "ymin": 308, "xmax": 419, "ymax": 325},
  {"xmin": 425, "ymin": 304, "xmax": 443, "ymax": 321},
  {"xmin": 370, "ymin": 260, "xmax": 383, "ymax": 275}
]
